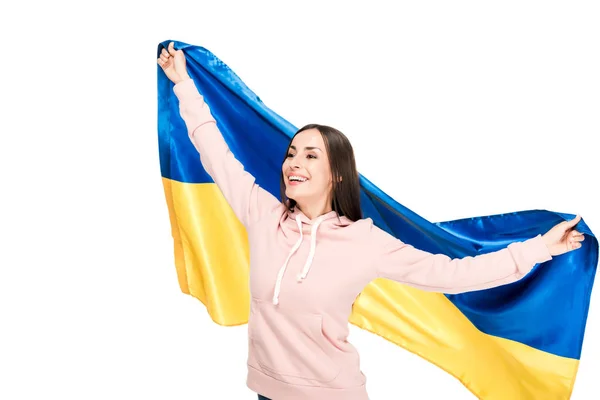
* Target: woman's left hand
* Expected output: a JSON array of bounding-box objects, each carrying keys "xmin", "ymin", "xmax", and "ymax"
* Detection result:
[{"xmin": 542, "ymin": 214, "xmax": 585, "ymax": 256}]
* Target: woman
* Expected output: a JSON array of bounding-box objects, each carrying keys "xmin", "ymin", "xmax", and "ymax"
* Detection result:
[{"xmin": 157, "ymin": 42, "xmax": 584, "ymax": 400}]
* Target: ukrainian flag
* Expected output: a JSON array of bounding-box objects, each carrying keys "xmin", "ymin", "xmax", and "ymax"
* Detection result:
[{"xmin": 157, "ymin": 40, "xmax": 598, "ymax": 399}]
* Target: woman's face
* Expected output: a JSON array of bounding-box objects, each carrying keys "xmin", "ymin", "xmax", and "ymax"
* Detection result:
[{"xmin": 282, "ymin": 128, "xmax": 333, "ymax": 208}]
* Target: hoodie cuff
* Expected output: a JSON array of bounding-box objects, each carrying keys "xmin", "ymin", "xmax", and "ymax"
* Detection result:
[
  {"xmin": 173, "ymin": 78, "xmax": 197, "ymax": 101},
  {"xmin": 519, "ymin": 234, "xmax": 553, "ymax": 274}
]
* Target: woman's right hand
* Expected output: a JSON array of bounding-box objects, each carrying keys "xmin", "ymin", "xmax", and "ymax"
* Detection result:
[{"xmin": 157, "ymin": 42, "xmax": 191, "ymax": 84}]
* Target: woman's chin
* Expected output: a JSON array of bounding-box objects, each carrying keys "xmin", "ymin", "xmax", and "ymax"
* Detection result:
[
  {"xmin": 285, "ymin": 189, "xmax": 297, "ymax": 200},
  {"xmin": 286, "ymin": 188, "xmax": 305, "ymax": 202}
]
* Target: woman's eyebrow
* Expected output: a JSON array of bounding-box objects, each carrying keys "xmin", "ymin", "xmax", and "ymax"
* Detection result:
[{"xmin": 290, "ymin": 145, "xmax": 322, "ymax": 152}]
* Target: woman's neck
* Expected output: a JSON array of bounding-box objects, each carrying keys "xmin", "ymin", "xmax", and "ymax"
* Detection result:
[{"xmin": 296, "ymin": 201, "xmax": 333, "ymax": 221}]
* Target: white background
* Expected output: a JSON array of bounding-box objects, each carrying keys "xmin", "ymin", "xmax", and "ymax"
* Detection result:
[{"xmin": 1, "ymin": 0, "xmax": 598, "ymax": 399}]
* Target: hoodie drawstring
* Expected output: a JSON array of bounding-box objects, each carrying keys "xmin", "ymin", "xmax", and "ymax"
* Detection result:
[
  {"xmin": 296, "ymin": 217, "xmax": 324, "ymax": 282},
  {"xmin": 272, "ymin": 215, "xmax": 324, "ymax": 305}
]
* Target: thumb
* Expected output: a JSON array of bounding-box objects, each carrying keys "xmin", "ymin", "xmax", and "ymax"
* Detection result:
[
  {"xmin": 564, "ymin": 214, "xmax": 581, "ymax": 229},
  {"xmin": 167, "ymin": 41, "xmax": 177, "ymax": 56}
]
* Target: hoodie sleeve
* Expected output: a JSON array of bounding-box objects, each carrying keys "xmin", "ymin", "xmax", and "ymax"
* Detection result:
[
  {"xmin": 172, "ymin": 78, "xmax": 281, "ymax": 228},
  {"xmin": 371, "ymin": 225, "xmax": 553, "ymax": 294}
]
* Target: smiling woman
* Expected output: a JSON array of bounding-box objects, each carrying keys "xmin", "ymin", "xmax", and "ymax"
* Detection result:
[
  {"xmin": 157, "ymin": 40, "xmax": 595, "ymax": 400},
  {"xmin": 280, "ymin": 124, "xmax": 362, "ymax": 222}
]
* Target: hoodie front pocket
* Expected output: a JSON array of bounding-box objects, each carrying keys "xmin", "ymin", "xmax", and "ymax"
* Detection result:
[{"xmin": 248, "ymin": 299, "xmax": 340, "ymax": 384}]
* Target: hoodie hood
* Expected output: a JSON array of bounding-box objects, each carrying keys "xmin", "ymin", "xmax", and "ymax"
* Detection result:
[{"xmin": 272, "ymin": 209, "xmax": 353, "ymax": 305}]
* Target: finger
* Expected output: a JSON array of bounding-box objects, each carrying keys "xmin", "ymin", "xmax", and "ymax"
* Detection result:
[
  {"xmin": 568, "ymin": 233, "xmax": 585, "ymax": 248},
  {"xmin": 160, "ymin": 53, "xmax": 169, "ymax": 62},
  {"xmin": 161, "ymin": 48, "xmax": 170, "ymax": 57},
  {"xmin": 571, "ymin": 230, "xmax": 584, "ymax": 238},
  {"xmin": 157, "ymin": 58, "xmax": 169, "ymax": 68}
]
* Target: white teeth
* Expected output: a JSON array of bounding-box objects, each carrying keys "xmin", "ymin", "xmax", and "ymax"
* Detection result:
[{"xmin": 289, "ymin": 176, "xmax": 308, "ymax": 182}]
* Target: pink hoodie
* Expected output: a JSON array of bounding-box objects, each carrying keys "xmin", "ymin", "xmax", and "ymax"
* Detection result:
[{"xmin": 173, "ymin": 78, "xmax": 553, "ymax": 400}]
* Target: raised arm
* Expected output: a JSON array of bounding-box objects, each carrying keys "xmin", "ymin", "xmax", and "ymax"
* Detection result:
[
  {"xmin": 171, "ymin": 78, "xmax": 281, "ymax": 228},
  {"xmin": 370, "ymin": 225, "xmax": 553, "ymax": 294},
  {"xmin": 158, "ymin": 42, "xmax": 280, "ymax": 228}
]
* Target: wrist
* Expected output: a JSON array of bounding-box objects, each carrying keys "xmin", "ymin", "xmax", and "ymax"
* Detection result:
[
  {"xmin": 541, "ymin": 233, "xmax": 551, "ymax": 250},
  {"xmin": 174, "ymin": 75, "xmax": 191, "ymax": 85},
  {"xmin": 179, "ymin": 74, "xmax": 191, "ymax": 84}
]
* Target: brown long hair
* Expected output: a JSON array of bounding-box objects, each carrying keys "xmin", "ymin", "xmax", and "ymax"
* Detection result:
[{"xmin": 279, "ymin": 124, "xmax": 363, "ymax": 221}]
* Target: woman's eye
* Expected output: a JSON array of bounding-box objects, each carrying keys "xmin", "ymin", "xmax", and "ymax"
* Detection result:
[
  {"xmin": 286, "ymin": 153, "xmax": 294, "ymax": 158},
  {"xmin": 307, "ymin": 154, "xmax": 316, "ymax": 159}
]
